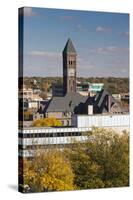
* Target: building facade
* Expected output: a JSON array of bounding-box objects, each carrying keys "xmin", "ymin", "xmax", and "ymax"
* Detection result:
[
  {"xmin": 19, "ymin": 85, "xmax": 43, "ymax": 101},
  {"xmin": 19, "ymin": 113, "xmax": 129, "ymax": 158}
]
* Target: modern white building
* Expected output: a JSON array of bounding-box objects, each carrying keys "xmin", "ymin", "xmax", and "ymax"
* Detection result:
[
  {"xmin": 19, "ymin": 113, "xmax": 129, "ymax": 158},
  {"xmin": 89, "ymin": 83, "xmax": 104, "ymax": 93},
  {"xmin": 72, "ymin": 114, "xmax": 129, "ymax": 130}
]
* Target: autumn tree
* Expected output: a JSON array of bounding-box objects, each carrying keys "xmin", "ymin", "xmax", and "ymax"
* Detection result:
[
  {"xmin": 23, "ymin": 110, "xmax": 32, "ymax": 121},
  {"xmin": 65, "ymin": 128, "xmax": 129, "ymax": 189},
  {"xmin": 22, "ymin": 150, "xmax": 75, "ymax": 192},
  {"xmin": 19, "ymin": 128, "xmax": 129, "ymax": 192},
  {"xmin": 31, "ymin": 117, "xmax": 62, "ymax": 127},
  {"xmin": 85, "ymin": 128, "xmax": 129, "ymax": 188},
  {"xmin": 41, "ymin": 81, "xmax": 49, "ymax": 92},
  {"xmin": 64, "ymin": 142, "xmax": 104, "ymax": 189},
  {"xmin": 23, "ymin": 77, "xmax": 129, "ymax": 95},
  {"xmin": 39, "ymin": 92, "xmax": 48, "ymax": 100}
]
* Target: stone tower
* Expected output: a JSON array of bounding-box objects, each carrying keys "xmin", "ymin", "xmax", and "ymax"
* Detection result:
[{"xmin": 63, "ymin": 38, "xmax": 77, "ymax": 95}]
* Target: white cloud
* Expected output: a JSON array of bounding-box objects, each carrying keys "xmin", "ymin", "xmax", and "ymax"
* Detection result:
[
  {"xmin": 119, "ymin": 31, "xmax": 129, "ymax": 37},
  {"xmin": 77, "ymin": 24, "xmax": 88, "ymax": 32},
  {"xmin": 28, "ymin": 51, "xmax": 61, "ymax": 58},
  {"xmin": 89, "ymin": 46, "xmax": 129, "ymax": 55},
  {"xmin": 96, "ymin": 26, "xmax": 112, "ymax": 32}
]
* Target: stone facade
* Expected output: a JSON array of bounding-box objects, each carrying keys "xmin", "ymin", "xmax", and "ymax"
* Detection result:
[
  {"xmin": 63, "ymin": 39, "xmax": 77, "ymax": 95},
  {"xmin": 46, "ymin": 111, "xmax": 72, "ymax": 126}
]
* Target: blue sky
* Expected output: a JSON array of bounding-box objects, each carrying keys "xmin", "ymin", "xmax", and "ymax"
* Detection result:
[{"xmin": 22, "ymin": 7, "xmax": 129, "ymax": 77}]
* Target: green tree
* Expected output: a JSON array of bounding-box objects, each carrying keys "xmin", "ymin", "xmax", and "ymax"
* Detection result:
[
  {"xmin": 65, "ymin": 128, "xmax": 129, "ymax": 189},
  {"xmin": 64, "ymin": 142, "xmax": 104, "ymax": 189},
  {"xmin": 85, "ymin": 128, "xmax": 129, "ymax": 188}
]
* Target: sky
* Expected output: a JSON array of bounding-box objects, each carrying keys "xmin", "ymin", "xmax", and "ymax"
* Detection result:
[{"xmin": 21, "ymin": 7, "xmax": 129, "ymax": 77}]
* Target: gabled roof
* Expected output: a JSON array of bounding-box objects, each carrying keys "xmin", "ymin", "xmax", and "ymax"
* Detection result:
[
  {"xmin": 45, "ymin": 93, "xmax": 87, "ymax": 113},
  {"xmin": 44, "ymin": 89, "xmax": 123, "ymax": 115},
  {"xmin": 63, "ymin": 38, "xmax": 76, "ymax": 54},
  {"xmin": 93, "ymin": 89, "xmax": 122, "ymax": 114}
]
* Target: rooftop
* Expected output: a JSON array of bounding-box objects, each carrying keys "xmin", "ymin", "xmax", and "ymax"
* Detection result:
[
  {"xmin": 63, "ymin": 38, "xmax": 76, "ymax": 54},
  {"xmin": 45, "ymin": 92, "xmax": 88, "ymax": 113}
]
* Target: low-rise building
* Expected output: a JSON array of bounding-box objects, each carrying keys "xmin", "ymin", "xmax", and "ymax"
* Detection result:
[
  {"xmin": 19, "ymin": 85, "xmax": 43, "ymax": 101},
  {"xmin": 112, "ymin": 94, "xmax": 121, "ymax": 101},
  {"xmin": 19, "ymin": 113, "xmax": 129, "ymax": 158},
  {"xmin": 45, "ymin": 89, "xmax": 123, "ymax": 126},
  {"xmin": 45, "ymin": 92, "xmax": 87, "ymax": 126}
]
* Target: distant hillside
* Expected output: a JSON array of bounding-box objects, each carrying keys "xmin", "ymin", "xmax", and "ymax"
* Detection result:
[{"xmin": 23, "ymin": 77, "xmax": 129, "ymax": 94}]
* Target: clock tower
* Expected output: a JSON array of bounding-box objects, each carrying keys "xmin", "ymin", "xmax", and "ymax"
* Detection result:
[{"xmin": 63, "ymin": 38, "xmax": 77, "ymax": 95}]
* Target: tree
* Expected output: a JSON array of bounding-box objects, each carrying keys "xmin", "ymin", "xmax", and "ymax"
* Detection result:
[
  {"xmin": 65, "ymin": 128, "xmax": 129, "ymax": 189},
  {"xmin": 22, "ymin": 150, "xmax": 75, "ymax": 192},
  {"xmin": 41, "ymin": 81, "xmax": 49, "ymax": 93},
  {"xmin": 20, "ymin": 127, "xmax": 129, "ymax": 192},
  {"xmin": 23, "ymin": 110, "xmax": 32, "ymax": 121},
  {"xmin": 39, "ymin": 92, "xmax": 47, "ymax": 100},
  {"xmin": 31, "ymin": 117, "xmax": 62, "ymax": 127},
  {"xmin": 64, "ymin": 142, "xmax": 104, "ymax": 189},
  {"xmin": 85, "ymin": 128, "xmax": 129, "ymax": 188}
]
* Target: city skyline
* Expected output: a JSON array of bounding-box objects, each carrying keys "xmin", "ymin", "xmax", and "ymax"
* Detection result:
[{"xmin": 22, "ymin": 7, "xmax": 129, "ymax": 77}]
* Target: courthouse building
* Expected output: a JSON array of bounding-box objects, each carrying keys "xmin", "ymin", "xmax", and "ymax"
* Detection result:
[{"xmin": 45, "ymin": 39, "xmax": 123, "ymax": 126}]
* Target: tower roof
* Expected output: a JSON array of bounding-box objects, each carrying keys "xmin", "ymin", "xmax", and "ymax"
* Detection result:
[{"xmin": 63, "ymin": 38, "xmax": 76, "ymax": 54}]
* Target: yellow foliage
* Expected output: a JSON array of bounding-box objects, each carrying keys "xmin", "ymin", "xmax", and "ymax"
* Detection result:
[
  {"xmin": 31, "ymin": 117, "xmax": 62, "ymax": 127},
  {"xmin": 20, "ymin": 128, "xmax": 129, "ymax": 192},
  {"xmin": 24, "ymin": 110, "xmax": 32, "ymax": 120},
  {"xmin": 23, "ymin": 150, "xmax": 74, "ymax": 192}
]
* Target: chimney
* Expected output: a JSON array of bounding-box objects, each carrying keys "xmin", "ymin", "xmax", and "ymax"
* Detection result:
[{"xmin": 88, "ymin": 105, "xmax": 93, "ymax": 115}]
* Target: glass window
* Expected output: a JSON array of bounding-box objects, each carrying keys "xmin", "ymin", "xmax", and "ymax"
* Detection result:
[
  {"xmin": 49, "ymin": 133, "xmax": 53, "ymax": 137},
  {"xmin": 57, "ymin": 132, "xmax": 60, "ymax": 137}
]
